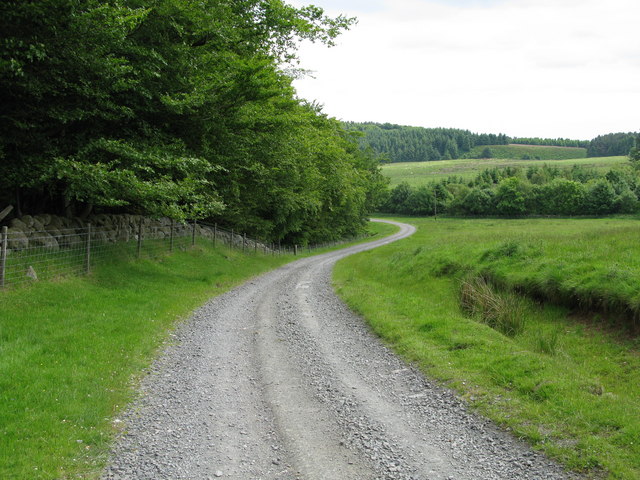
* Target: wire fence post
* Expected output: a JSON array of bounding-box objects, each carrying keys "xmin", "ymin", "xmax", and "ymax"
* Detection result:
[
  {"xmin": 169, "ymin": 219, "xmax": 174, "ymax": 252},
  {"xmin": 137, "ymin": 218, "xmax": 143, "ymax": 258},
  {"xmin": 231, "ymin": 229, "xmax": 234, "ymax": 249},
  {"xmin": 85, "ymin": 223, "xmax": 91, "ymax": 275},
  {"xmin": 254, "ymin": 238, "xmax": 257, "ymax": 254},
  {"xmin": 0, "ymin": 226, "xmax": 7, "ymax": 288},
  {"xmin": 213, "ymin": 223, "xmax": 217, "ymax": 247},
  {"xmin": 242, "ymin": 233, "xmax": 246, "ymax": 253},
  {"xmin": 192, "ymin": 220, "xmax": 197, "ymax": 247},
  {"xmin": 294, "ymin": 244, "xmax": 298, "ymax": 256}
]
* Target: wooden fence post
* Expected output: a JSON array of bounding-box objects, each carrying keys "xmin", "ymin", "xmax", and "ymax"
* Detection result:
[
  {"xmin": 85, "ymin": 223, "xmax": 91, "ymax": 274},
  {"xmin": 213, "ymin": 223, "xmax": 217, "ymax": 247},
  {"xmin": 192, "ymin": 220, "xmax": 197, "ymax": 246},
  {"xmin": 0, "ymin": 226, "xmax": 7, "ymax": 288},
  {"xmin": 294, "ymin": 244, "xmax": 298, "ymax": 256},
  {"xmin": 231, "ymin": 229, "xmax": 234, "ymax": 248},
  {"xmin": 242, "ymin": 233, "xmax": 246, "ymax": 253}
]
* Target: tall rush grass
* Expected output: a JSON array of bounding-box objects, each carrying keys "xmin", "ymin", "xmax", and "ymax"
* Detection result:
[{"xmin": 459, "ymin": 275, "xmax": 526, "ymax": 337}]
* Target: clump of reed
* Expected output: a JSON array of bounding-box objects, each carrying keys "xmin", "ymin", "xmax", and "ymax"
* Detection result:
[{"xmin": 459, "ymin": 275, "xmax": 527, "ymax": 337}]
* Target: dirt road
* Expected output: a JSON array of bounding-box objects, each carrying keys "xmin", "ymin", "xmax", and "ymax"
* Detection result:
[{"xmin": 104, "ymin": 220, "xmax": 572, "ymax": 479}]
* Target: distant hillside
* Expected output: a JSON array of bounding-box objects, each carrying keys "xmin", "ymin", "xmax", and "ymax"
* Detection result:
[
  {"xmin": 343, "ymin": 122, "xmax": 509, "ymax": 162},
  {"xmin": 344, "ymin": 122, "xmax": 637, "ymax": 163},
  {"xmin": 465, "ymin": 144, "xmax": 587, "ymax": 161}
]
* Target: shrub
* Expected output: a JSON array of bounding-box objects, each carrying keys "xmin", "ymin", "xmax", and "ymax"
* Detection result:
[
  {"xmin": 481, "ymin": 147, "xmax": 493, "ymax": 158},
  {"xmin": 459, "ymin": 187, "xmax": 494, "ymax": 215},
  {"xmin": 584, "ymin": 179, "xmax": 616, "ymax": 214},
  {"xmin": 495, "ymin": 177, "xmax": 527, "ymax": 216},
  {"xmin": 406, "ymin": 185, "xmax": 435, "ymax": 215},
  {"xmin": 614, "ymin": 188, "xmax": 639, "ymax": 213},
  {"xmin": 536, "ymin": 179, "xmax": 585, "ymax": 215}
]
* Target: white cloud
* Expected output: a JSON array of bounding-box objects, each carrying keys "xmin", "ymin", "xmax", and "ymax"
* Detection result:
[{"xmin": 290, "ymin": 0, "xmax": 640, "ymax": 139}]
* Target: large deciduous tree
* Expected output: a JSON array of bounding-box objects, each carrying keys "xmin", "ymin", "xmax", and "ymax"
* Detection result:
[{"xmin": 1, "ymin": 0, "xmax": 385, "ymax": 244}]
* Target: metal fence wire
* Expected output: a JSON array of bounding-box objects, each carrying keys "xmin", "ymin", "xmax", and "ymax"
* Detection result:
[{"xmin": 0, "ymin": 219, "xmax": 367, "ymax": 289}]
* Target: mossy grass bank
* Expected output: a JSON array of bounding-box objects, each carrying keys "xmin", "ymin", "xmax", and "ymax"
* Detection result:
[
  {"xmin": 334, "ymin": 216, "xmax": 640, "ymax": 479},
  {"xmin": 0, "ymin": 221, "xmax": 394, "ymax": 479}
]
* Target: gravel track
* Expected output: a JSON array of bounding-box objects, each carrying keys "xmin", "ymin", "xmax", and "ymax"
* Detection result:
[{"xmin": 103, "ymin": 220, "xmax": 576, "ymax": 480}]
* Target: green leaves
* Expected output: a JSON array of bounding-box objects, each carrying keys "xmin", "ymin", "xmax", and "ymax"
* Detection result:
[
  {"xmin": 629, "ymin": 136, "xmax": 640, "ymax": 166},
  {"xmin": 1, "ymin": 0, "xmax": 378, "ymax": 243},
  {"xmin": 53, "ymin": 138, "xmax": 224, "ymax": 220}
]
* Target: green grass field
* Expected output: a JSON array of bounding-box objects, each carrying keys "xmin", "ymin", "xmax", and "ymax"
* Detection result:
[
  {"xmin": 383, "ymin": 156, "xmax": 629, "ymax": 186},
  {"xmin": 466, "ymin": 144, "xmax": 588, "ymax": 161},
  {"xmin": 334, "ymin": 216, "xmax": 640, "ymax": 479},
  {"xmin": 0, "ymin": 222, "xmax": 395, "ymax": 480}
]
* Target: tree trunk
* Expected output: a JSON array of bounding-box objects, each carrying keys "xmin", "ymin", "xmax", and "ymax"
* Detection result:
[
  {"xmin": 15, "ymin": 187, "xmax": 22, "ymax": 217},
  {"xmin": 0, "ymin": 205, "xmax": 13, "ymax": 223},
  {"xmin": 78, "ymin": 203, "xmax": 93, "ymax": 220}
]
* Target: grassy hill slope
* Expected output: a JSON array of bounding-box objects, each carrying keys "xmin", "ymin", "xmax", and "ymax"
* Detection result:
[
  {"xmin": 382, "ymin": 156, "xmax": 629, "ymax": 186},
  {"xmin": 466, "ymin": 144, "xmax": 587, "ymax": 160}
]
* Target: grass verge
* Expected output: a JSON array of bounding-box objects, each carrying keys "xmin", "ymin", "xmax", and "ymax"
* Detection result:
[
  {"xmin": 334, "ymin": 216, "xmax": 640, "ymax": 479},
  {"xmin": 0, "ymin": 221, "xmax": 392, "ymax": 479}
]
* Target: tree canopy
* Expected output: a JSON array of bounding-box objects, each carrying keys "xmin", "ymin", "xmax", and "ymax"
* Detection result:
[{"xmin": 0, "ymin": 0, "xmax": 388, "ymax": 244}]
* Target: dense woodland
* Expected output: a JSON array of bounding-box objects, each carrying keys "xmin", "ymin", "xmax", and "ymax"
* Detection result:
[
  {"xmin": 587, "ymin": 132, "xmax": 638, "ymax": 158},
  {"xmin": 509, "ymin": 137, "xmax": 589, "ymax": 148},
  {"xmin": 343, "ymin": 122, "xmax": 509, "ymax": 162},
  {"xmin": 0, "ymin": 0, "xmax": 388, "ymax": 244},
  {"xmin": 346, "ymin": 122, "xmax": 637, "ymax": 163}
]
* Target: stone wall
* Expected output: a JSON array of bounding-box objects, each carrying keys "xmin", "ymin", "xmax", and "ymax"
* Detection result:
[{"xmin": 1, "ymin": 213, "xmax": 266, "ymax": 253}]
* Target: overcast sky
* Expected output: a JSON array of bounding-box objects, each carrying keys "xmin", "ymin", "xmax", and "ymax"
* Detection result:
[{"xmin": 289, "ymin": 0, "xmax": 640, "ymax": 140}]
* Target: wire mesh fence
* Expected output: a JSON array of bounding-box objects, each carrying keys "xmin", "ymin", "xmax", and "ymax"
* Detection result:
[
  {"xmin": 0, "ymin": 218, "xmax": 370, "ymax": 289},
  {"xmin": 0, "ymin": 221, "xmax": 194, "ymax": 289}
]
